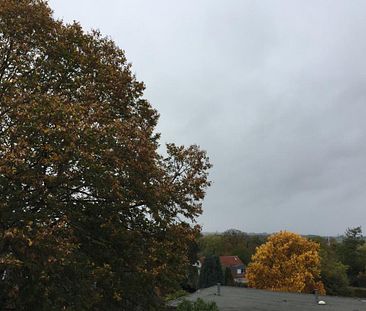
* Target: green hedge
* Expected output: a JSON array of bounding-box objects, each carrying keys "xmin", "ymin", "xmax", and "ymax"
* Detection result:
[
  {"xmin": 176, "ymin": 298, "xmax": 219, "ymax": 311},
  {"xmin": 349, "ymin": 287, "xmax": 366, "ymax": 298}
]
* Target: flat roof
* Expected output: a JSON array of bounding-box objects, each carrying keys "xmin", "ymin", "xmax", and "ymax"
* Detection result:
[{"xmin": 169, "ymin": 286, "xmax": 366, "ymax": 311}]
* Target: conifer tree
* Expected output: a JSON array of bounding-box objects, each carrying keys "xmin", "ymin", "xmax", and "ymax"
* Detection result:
[
  {"xmin": 224, "ymin": 267, "xmax": 235, "ymax": 286},
  {"xmin": 198, "ymin": 256, "xmax": 223, "ymax": 289}
]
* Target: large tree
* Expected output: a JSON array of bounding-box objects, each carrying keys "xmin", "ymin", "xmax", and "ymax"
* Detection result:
[
  {"xmin": 337, "ymin": 227, "xmax": 366, "ymax": 285},
  {"xmin": 0, "ymin": 1, "xmax": 211, "ymax": 310},
  {"xmin": 311, "ymin": 236, "xmax": 350, "ymax": 296},
  {"xmin": 246, "ymin": 231, "xmax": 325, "ymax": 294},
  {"xmin": 198, "ymin": 230, "xmax": 266, "ymax": 265}
]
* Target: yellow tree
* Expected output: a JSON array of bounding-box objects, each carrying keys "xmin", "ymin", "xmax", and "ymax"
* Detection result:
[{"xmin": 246, "ymin": 231, "xmax": 325, "ymax": 294}]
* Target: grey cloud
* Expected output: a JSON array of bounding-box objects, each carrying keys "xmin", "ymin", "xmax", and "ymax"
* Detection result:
[{"xmin": 49, "ymin": 0, "xmax": 366, "ymax": 235}]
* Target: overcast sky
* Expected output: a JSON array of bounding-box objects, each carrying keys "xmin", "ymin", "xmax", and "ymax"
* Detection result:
[{"xmin": 49, "ymin": 0, "xmax": 366, "ymax": 236}]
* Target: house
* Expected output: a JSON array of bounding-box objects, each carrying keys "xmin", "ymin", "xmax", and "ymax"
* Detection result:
[
  {"xmin": 168, "ymin": 286, "xmax": 366, "ymax": 311},
  {"xmin": 219, "ymin": 256, "xmax": 246, "ymax": 283},
  {"xmin": 197, "ymin": 256, "xmax": 247, "ymax": 284}
]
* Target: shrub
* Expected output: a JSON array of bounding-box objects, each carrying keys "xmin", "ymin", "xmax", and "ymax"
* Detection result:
[
  {"xmin": 165, "ymin": 290, "xmax": 188, "ymax": 302},
  {"xmin": 176, "ymin": 298, "xmax": 219, "ymax": 311},
  {"xmin": 350, "ymin": 287, "xmax": 366, "ymax": 298}
]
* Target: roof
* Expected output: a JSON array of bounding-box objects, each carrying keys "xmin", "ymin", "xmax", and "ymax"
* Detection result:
[
  {"xmin": 169, "ymin": 286, "xmax": 366, "ymax": 311},
  {"xmin": 219, "ymin": 256, "xmax": 244, "ymax": 267}
]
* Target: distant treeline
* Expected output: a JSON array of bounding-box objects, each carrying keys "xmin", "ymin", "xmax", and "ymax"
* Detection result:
[{"xmin": 197, "ymin": 227, "xmax": 366, "ymax": 297}]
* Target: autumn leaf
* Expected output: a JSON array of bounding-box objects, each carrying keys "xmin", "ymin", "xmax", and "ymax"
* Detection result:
[{"xmin": 246, "ymin": 231, "xmax": 326, "ymax": 295}]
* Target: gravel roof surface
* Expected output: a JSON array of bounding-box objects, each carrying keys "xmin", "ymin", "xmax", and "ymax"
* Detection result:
[{"xmin": 169, "ymin": 286, "xmax": 366, "ymax": 311}]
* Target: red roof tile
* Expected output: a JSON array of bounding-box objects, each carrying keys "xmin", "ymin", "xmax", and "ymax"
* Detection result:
[{"xmin": 219, "ymin": 256, "xmax": 244, "ymax": 267}]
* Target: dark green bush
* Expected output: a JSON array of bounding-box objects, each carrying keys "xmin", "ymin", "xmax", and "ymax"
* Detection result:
[{"xmin": 350, "ymin": 287, "xmax": 366, "ymax": 298}]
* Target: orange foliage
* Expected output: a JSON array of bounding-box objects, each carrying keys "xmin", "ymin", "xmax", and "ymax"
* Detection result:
[{"xmin": 246, "ymin": 231, "xmax": 325, "ymax": 294}]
